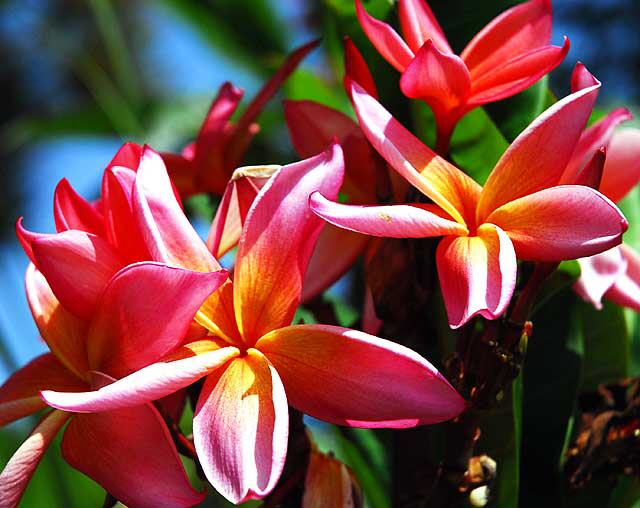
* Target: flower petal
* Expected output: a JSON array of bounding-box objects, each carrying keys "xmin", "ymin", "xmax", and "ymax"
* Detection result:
[
  {"xmin": 574, "ymin": 247, "xmax": 627, "ymax": 310},
  {"xmin": 53, "ymin": 179, "xmax": 104, "ymax": 236},
  {"xmin": 0, "ymin": 410, "xmax": 69, "ymax": 507},
  {"xmin": 0, "ymin": 354, "xmax": 85, "ymax": 427},
  {"xmin": 133, "ymin": 146, "xmax": 220, "ymax": 272},
  {"xmin": 193, "ymin": 349, "xmax": 288, "ymax": 503},
  {"xmin": 349, "ymin": 81, "xmax": 481, "ymax": 225},
  {"xmin": 604, "ymin": 244, "xmax": 640, "ymax": 312},
  {"xmin": 398, "ymin": 0, "xmax": 452, "ymax": 54},
  {"xmin": 206, "ymin": 165, "xmax": 278, "ymax": 258},
  {"xmin": 16, "ymin": 218, "xmax": 52, "ymax": 264},
  {"xmin": 31, "ymin": 230, "xmax": 127, "ymax": 320},
  {"xmin": 234, "ymin": 144, "xmax": 344, "ymax": 342},
  {"xmin": 477, "ymin": 64, "xmax": 600, "ymax": 221},
  {"xmin": 400, "ymin": 40, "xmax": 471, "ymax": 116},
  {"xmin": 42, "ymin": 341, "xmax": 239, "ymax": 413},
  {"xmin": 257, "ymin": 324, "xmax": 465, "ymax": 427},
  {"xmin": 355, "ymin": 0, "xmax": 414, "ymax": 72},
  {"xmin": 101, "ymin": 166, "xmax": 151, "ymax": 262},
  {"xmin": 560, "ymin": 108, "xmax": 632, "ymax": 186},
  {"xmin": 436, "ymin": 224, "xmax": 517, "ymax": 328},
  {"xmin": 86, "ymin": 262, "xmax": 228, "ymax": 377},
  {"xmin": 301, "ymin": 224, "xmax": 369, "ymax": 303},
  {"xmin": 284, "ymin": 99, "xmax": 378, "ymax": 203},
  {"xmin": 461, "ymin": 0, "xmax": 553, "ymax": 78},
  {"xmin": 62, "ymin": 404, "xmax": 205, "ymax": 508},
  {"xmin": 303, "ymin": 449, "xmax": 359, "ymax": 508},
  {"xmin": 600, "ymin": 128, "xmax": 640, "ymax": 203},
  {"xmin": 486, "ymin": 185, "xmax": 628, "ymax": 261},
  {"xmin": 468, "ymin": 39, "xmax": 569, "ymax": 105},
  {"xmin": 343, "ymin": 36, "xmax": 379, "ymax": 98},
  {"xmin": 106, "ymin": 141, "xmax": 143, "ymax": 170},
  {"xmin": 25, "ymin": 264, "xmax": 89, "ymax": 378},
  {"xmin": 310, "ymin": 191, "xmax": 468, "ymax": 238}
]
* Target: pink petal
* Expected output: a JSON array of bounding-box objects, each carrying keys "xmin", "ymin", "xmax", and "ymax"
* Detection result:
[
  {"xmin": 53, "ymin": 179, "xmax": 105, "ymax": 236},
  {"xmin": 31, "ymin": 230, "xmax": 127, "ymax": 320},
  {"xmin": 559, "ymin": 108, "xmax": 632, "ymax": 186},
  {"xmin": 355, "ymin": 0, "xmax": 414, "ymax": 72},
  {"xmin": 468, "ymin": 39, "xmax": 569, "ymax": 105},
  {"xmin": 101, "ymin": 166, "xmax": 151, "ymax": 262},
  {"xmin": 0, "ymin": 354, "xmax": 85, "ymax": 427},
  {"xmin": 193, "ymin": 350, "xmax": 288, "ymax": 503},
  {"xmin": 42, "ymin": 341, "xmax": 239, "ymax": 413},
  {"xmin": 0, "ymin": 410, "xmax": 69, "ymax": 507},
  {"xmin": 301, "ymin": 224, "xmax": 369, "ymax": 303},
  {"xmin": 400, "ymin": 40, "xmax": 471, "ymax": 116},
  {"xmin": 605, "ymin": 244, "xmax": 640, "ymax": 311},
  {"xmin": 574, "ymin": 247, "xmax": 627, "ymax": 310},
  {"xmin": 343, "ymin": 36, "xmax": 379, "ymax": 99},
  {"xmin": 486, "ymin": 185, "xmax": 628, "ymax": 261},
  {"xmin": 133, "ymin": 146, "xmax": 221, "ymax": 272},
  {"xmin": 233, "ymin": 144, "xmax": 344, "ymax": 342},
  {"xmin": 310, "ymin": 191, "xmax": 468, "ymax": 238},
  {"xmin": 436, "ymin": 224, "xmax": 517, "ymax": 328},
  {"xmin": 398, "ymin": 0, "xmax": 452, "ymax": 54},
  {"xmin": 86, "ymin": 262, "xmax": 228, "ymax": 377},
  {"xmin": 461, "ymin": 0, "xmax": 553, "ymax": 79},
  {"xmin": 572, "ymin": 147, "xmax": 606, "ymax": 190},
  {"xmin": 349, "ymin": 81, "xmax": 481, "ymax": 225},
  {"xmin": 25, "ymin": 264, "xmax": 89, "ymax": 379},
  {"xmin": 284, "ymin": 99, "xmax": 378, "ymax": 203},
  {"xmin": 600, "ymin": 128, "xmax": 640, "ymax": 203},
  {"xmin": 161, "ymin": 152, "xmax": 198, "ymax": 197},
  {"xmin": 257, "ymin": 324, "xmax": 465, "ymax": 427},
  {"xmin": 62, "ymin": 404, "xmax": 205, "ymax": 508},
  {"xmin": 477, "ymin": 65, "xmax": 600, "ymax": 221}
]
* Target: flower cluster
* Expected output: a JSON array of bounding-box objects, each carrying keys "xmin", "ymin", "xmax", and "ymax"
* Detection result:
[{"xmin": 1, "ymin": 1, "xmax": 639, "ymax": 507}]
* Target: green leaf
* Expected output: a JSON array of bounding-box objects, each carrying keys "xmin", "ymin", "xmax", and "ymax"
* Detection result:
[
  {"xmin": 485, "ymin": 77, "xmax": 551, "ymax": 142},
  {"xmin": 607, "ymin": 477, "xmax": 640, "ymax": 508},
  {"xmin": 480, "ymin": 371, "xmax": 523, "ymax": 507}
]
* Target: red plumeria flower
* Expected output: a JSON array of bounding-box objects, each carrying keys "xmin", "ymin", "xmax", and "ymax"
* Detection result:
[
  {"xmin": 355, "ymin": 0, "xmax": 569, "ymax": 152},
  {"xmin": 161, "ymin": 40, "xmax": 318, "ymax": 197},
  {"xmin": 310, "ymin": 65, "xmax": 628, "ymax": 328},
  {"xmin": 38, "ymin": 145, "xmax": 465, "ymax": 504}
]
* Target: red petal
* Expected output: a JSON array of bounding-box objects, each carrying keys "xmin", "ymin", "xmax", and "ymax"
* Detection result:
[
  {"xmin": 398, "ymin": 0, "xmax": 452, "ymax": 54},
  {"xmin": 53, "ymin": 179, "xmax": 105, "ymax": 236}
]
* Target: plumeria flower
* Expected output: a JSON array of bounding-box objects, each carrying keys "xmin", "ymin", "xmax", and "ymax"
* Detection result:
[
  {"xmin": 0, "ymin": 263, "xmax": 227, "ymax": 507},
  {"xmin": 569, "ymin": 127, "xmax": 640, "ymax": 311},
  {"xmin": 355, "ymin": 0, "xmax": 569, "ymax": 153},
  {"xmin": 310, "ymin": 65, "xmax": 628, "ymax": 328},
  {"xmin": 37, "ymin": 144, "xmax": 465, "ymax": 504},
  {"xmin": 161, "ymin": 40, "xmax": 318, "ymax": 197}
]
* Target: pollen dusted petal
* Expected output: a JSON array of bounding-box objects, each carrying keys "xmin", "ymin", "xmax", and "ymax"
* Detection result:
[{"xmin": 486, "ymin": 185, "xmax": 627, "ymax": 261}]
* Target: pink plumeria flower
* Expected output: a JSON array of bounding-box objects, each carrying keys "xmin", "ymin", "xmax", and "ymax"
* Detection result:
[
  {"xmin": 310, "ymin": 65, "xmax": 628, "ymax": 328},
  {"xmin": 37, "ymin": 144, "xmax": 465, "ymax": 504},
  {"xmin": 0, "ymin": 262, "xmax": 228, "ymax": 507},
  {"xmin": 355, "ymin": 0, "xmax": 569, "ymax": 152}
]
